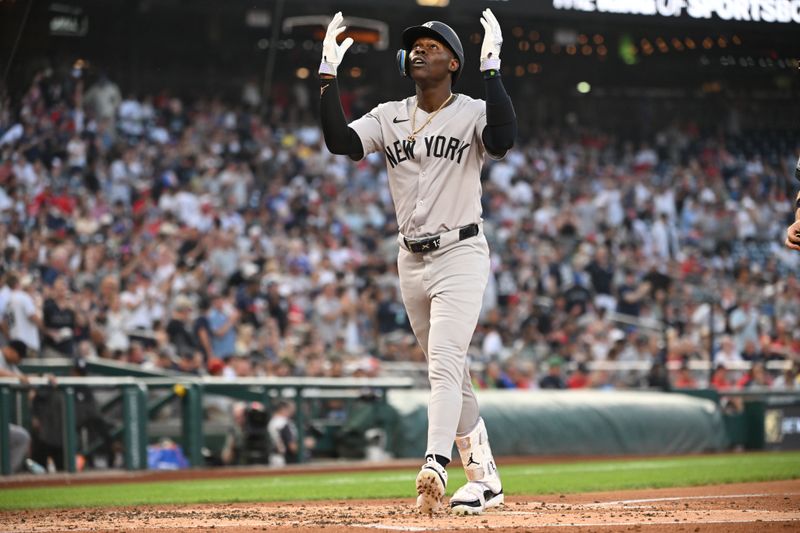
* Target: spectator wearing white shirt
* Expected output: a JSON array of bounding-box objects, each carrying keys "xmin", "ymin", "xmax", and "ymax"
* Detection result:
[
  {"xmin": 713, "ymin": 335, "xmax": 743, "ymax": 368},
  {"xmin": 3, "ymin": 273, "xmax": 42, "ymax": 354}
]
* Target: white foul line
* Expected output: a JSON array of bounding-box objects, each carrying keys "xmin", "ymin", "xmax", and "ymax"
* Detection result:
[{"xmin": 585, "ymin": 492, "xmax": 800, "ymax": 507}]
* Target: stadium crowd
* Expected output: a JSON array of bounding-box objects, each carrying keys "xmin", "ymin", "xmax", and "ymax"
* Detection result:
[{"xmin": 1, "ymin": 65, "xmax": 799, "ymax": 394}]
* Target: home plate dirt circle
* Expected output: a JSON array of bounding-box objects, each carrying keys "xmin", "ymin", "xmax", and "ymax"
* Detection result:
[{"xmin": 1, "ymin": 480, "xmax": 798, "ymax": 532}]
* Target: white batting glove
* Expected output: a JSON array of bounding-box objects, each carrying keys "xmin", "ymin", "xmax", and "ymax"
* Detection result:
[
  {"xmin": 479, "ymin": 8, "xmax": 502, "ymax": 72},
  {"xmin": 319, "ymin": 11, "xmax": 354, "ymax": 77}
]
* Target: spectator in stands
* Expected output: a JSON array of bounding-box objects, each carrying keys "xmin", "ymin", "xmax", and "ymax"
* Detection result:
[
  {"xmin": 41, "ymin": 276, "xmax": 78, "ymax": 358},
  {"xmin": 313, "ymin": 282, "xmax": 342, "ymax": 350},
  {"xmin": 713, "ymin": 335, "xmax": 743, "ymax": 367},
  {"xmin": 566, "ymin": 362, "xmax": 590, "ymax": 389},
  {"xmin": 672, "ymin": 359, "xmax": 698, "ymax": 389},
  {"xmin": 539, "ymin": 357, "xmax": 566, "ymax": 389},
  {"xmin": 208, "ymin": 290, "xmax": 240, "ymax": 360},
  {"xmin": 736, "ymin": 361, "xmax": 772, "ymax": 389},
  {"xmin": 585, "ymin": 246, "xmax": 616, "ymax": 313},
  {"xmin": 772, "ymin": 362, "xmax": 798, "ymax": 389},
  {"xmin": 193, "ymin": 296, "xmax": 215, "ymax": 367},
  {"xmin": 4, "ymin": 273, "xmax": 41, "ymax": 356},
  {"xmin": 709, "ymin": 364, "xmax": 734, "ymax": 391},
  {"xmin": 616, "ymin": 270, "xmax": 651, "ymax": 318},
  {"xmin": 166, "ymin": 294, "xmax": 203, "ymax": 374}
]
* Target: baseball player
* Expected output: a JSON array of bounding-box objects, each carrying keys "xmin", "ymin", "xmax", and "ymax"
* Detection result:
[
  {"xmin": 784, "ymin": 156, "xmax": 800, "ymax": 251},
  {"xmin": 318, "ymin": 9, "xmax": 516, "ymax": 515}
]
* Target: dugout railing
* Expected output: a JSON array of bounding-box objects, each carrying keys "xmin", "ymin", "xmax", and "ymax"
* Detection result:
[{"xmin": 0, "ymin": 373, "xmax": 413, "ymax": 476}]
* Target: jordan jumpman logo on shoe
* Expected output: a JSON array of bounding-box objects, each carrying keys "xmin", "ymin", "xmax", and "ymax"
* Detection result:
[{"xmin": 466, "ymin": 453, "xmax": 480, "ymax": 467}]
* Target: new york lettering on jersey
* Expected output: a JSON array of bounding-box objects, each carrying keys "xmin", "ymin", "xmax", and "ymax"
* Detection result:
[{"xmin": 383, "ymin": 136, "xmax": 470, "ymax": 168}]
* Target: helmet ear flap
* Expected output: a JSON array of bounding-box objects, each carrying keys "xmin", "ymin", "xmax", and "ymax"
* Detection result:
[{"xmin": 397, "ymin": 49, "xmax": 409, "ymax": 78}]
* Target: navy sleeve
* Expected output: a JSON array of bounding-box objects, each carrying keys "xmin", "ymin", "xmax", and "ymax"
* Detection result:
[
  {"xmin": 481, "ymin": 72, "xmax": 517, "ymax": 157},
  {"xmin": 319, "ymin": 77, "xmax": 364, "ymax": 159}
]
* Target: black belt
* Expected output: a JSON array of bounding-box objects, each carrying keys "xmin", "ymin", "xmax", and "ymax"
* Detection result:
[{"xmin": 404, "ymin": 223, "xmax": 479, "ymax": 254}]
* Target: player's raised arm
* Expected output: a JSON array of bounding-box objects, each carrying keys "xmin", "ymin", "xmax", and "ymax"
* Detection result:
[
  {"xmin": 478, "ymin": 9, "xmax": 516, "ymax": 158},
  {"xmin": 318, "ymin": 12, "xmax": 364, "ymax": 159}
]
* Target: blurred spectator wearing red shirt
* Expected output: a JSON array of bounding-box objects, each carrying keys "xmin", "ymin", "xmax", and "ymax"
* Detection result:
[
  {"xmin": 672, "ymin": 360, "xmax": 698, "ymax": 389},
  {"xmin": 566, "ymin": 362, "xmax": 590, "ymax": 389},
  {"xmin": 709, "ymin": 364, "xmax": 734, "ymax": 391}
]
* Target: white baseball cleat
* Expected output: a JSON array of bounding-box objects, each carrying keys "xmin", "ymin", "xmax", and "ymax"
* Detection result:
[
  {"xmin": 415, "ymin": 457, "xmax": 448, "ymax": 515},
  {"xmin": 449, "ymin": 418, "xmax": 504, "ymax": 515},
  {"xmin": 450, "ymin": 480, "xmax": 504, "ymax": 515}
]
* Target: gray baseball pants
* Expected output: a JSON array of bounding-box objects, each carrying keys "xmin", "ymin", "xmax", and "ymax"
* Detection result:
[
  {"xmin": 8, "ymin": 424, "xmax": 31, "ymax": 473},
  {"xmin": 398, "ymin": 228, "xmax": 490, "ymax": 460}
]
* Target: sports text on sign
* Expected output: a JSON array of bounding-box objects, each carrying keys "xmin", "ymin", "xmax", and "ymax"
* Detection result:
[{"xmin": 552, "ymin": 0, "xmax": 800, "ymax": 24}]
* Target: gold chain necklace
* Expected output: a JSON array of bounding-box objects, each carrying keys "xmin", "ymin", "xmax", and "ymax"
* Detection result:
[{"xmin": 407, "ymin": 94, "xmax": 454, "ymax": 143}]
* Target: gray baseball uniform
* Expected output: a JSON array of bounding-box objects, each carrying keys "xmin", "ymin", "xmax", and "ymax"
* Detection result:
[{"xmin": 350, "ymin": 93, "xmax": 494, "ymax": 459}]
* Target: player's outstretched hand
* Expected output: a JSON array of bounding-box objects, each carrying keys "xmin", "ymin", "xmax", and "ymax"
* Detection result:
[
  {"xmin": 319, "ymin": 11, "xmax": 354, "ymax": 77},
  {"xmin": 785, "ymin": 219, "xmax": 800, "ymax": 251},
  {"xmin": 479, "ymin": 8, "xmax": 502, "ymax": 71}
]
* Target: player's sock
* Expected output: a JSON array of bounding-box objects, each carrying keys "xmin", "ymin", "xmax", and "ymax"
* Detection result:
[{"xmin": 426, "ymin": 453, "xmax": 450, "ymax": 469}]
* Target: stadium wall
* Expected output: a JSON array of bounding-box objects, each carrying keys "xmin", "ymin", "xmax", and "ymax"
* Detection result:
[{"xmin": 388, "ymin": 390, "xmax": 730, "ymax": 458}]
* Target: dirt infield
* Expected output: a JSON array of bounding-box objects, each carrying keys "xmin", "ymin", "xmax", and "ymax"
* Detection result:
[{"xmin": 1, "ymin": 479, "xmax": 798, "ymax": 532}]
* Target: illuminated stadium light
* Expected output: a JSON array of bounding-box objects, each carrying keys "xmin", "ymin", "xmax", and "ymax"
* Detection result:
[
  {"xmin": 577, "ymin": 81, "xmax": 591, "ymax": 94},
  {"xmin": 295, "ymin": 67, "xmax": 310, "ymax": 79}
]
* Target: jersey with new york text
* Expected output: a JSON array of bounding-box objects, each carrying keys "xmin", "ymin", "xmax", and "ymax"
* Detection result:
[{"xmin": 349, "ymin": 94, "xmax": 492, "ymax": 239}]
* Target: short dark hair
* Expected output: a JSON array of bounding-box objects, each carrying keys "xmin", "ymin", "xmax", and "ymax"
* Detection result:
[{"xmin": 8, "ymin": 339, "xmax": 27, "ymax": 359}]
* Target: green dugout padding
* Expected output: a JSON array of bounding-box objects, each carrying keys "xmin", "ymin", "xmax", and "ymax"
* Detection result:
[{"xmin": 387, "ymin": 390, "xmax": 729, "ymax": 458}]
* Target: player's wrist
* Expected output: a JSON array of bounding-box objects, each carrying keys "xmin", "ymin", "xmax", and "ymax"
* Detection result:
[
  {"xmin": 480, "ymin": 57, "xmax": 501, "ymax": 72},
  {"xmin": 319, "ymin": 62, "xmax": 338, "ymax": 77}
]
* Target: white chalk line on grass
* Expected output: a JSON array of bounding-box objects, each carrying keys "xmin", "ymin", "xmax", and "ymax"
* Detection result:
[{"xmin": 584, "ymin": 491, "xmax": 800, "ymax": 507}]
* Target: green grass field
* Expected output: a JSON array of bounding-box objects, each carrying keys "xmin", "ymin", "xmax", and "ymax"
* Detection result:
[{"xmin": 1, "ymin": 452, "xmax": 799, "ymax": 510}]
